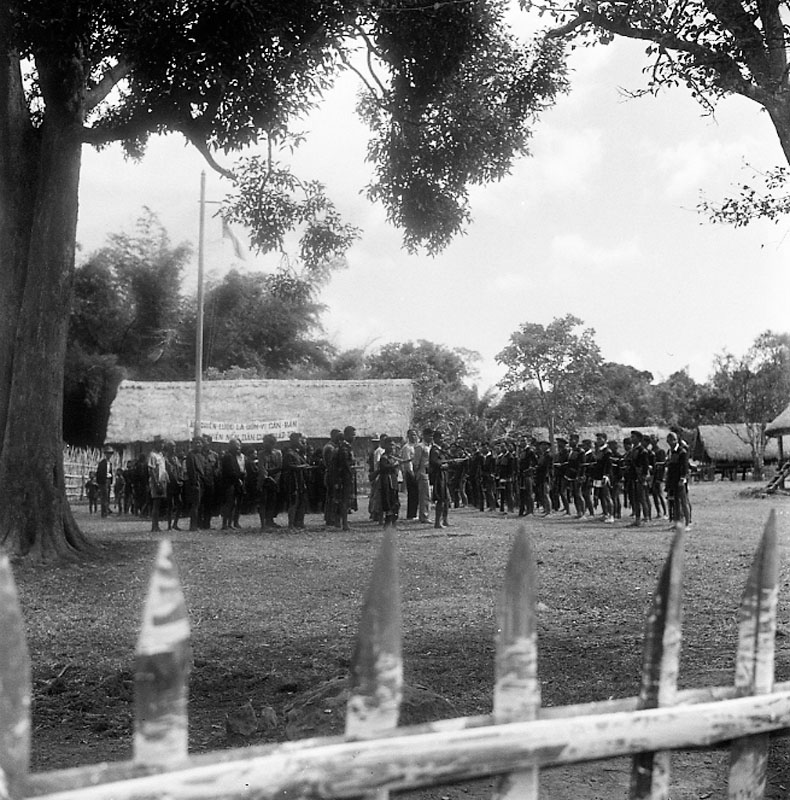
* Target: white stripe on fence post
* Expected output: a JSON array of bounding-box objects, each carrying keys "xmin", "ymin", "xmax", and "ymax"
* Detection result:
[
  {"xmin": 134, "ymin": 539, "xmax": 192, "ymax": 766},
  {"xmin": 630, "ymin": 527, "xmax": 685, "ymax": 800},
  {"xmin": 493, "ymin": 527, "xmax": 541, "ymax": 800},
  {"xmin": 345, "ymin": 529, "xmax": 403, "ymax": 800},
  {"xmin": 0, "ymin": 555, "xmax": 30, "ymax": 800},
  {"xmin": 728, "ymin": 510, "xmax": 778, "ymax": 800}
]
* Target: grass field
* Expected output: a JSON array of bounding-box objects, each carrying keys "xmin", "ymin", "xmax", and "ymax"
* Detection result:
[{"xmin": 11, "ymin": 480, "xmax": 790, "ymax": 798}]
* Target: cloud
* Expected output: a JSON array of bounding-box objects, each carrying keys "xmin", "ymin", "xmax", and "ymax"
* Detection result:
[{"xmin": 550, "ymin": 232, "xmax": 642, "ymax": 267}]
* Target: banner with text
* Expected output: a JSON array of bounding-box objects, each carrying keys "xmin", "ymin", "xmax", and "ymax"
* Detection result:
[{"xmin": 188, "ymin": 418, "xmax": 300, "ymax": 444}]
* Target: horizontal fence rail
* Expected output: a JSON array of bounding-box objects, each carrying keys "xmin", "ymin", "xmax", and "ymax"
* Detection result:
[{"xmin": 0, "ymin": 510, "xmax": 784, "ymax": 800}]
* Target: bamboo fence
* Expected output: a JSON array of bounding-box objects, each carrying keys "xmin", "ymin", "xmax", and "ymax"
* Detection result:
[
  {"xmin": 62, "ymin": 445, "xmax": 104, "ymax": 501},
  {"xmin": 0, "ymin": 511, "xmax": 785, "ymax": 800}
]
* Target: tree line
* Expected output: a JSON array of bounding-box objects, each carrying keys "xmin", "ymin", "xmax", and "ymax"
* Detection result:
[{"xmin": 67, "ymin": 217, "xmax": 790, "ymax": 461}]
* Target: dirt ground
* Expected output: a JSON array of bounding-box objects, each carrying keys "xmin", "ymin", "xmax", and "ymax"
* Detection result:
[{"xmin": 11, "ymin": 480, "xmax": 790, "ymax": 798}]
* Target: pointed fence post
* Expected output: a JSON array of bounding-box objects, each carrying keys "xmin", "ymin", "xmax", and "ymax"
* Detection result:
[
  {"xmin": 0, "ymin": 555, "xmax": 30, "ymax": 800},
  {"xmin": 630, "ymin": 528, "xmax": 685, "ymax": 800},
  {"xmin": 345, "ymin": 529, "xmax": 403, "ymax": 800},
  {"xmin": 492, "ymin": 528, "xmax": 540, "ymax": 800},
  {"xmin": 728, "ymin": 510, "xmax": 778, "ymax": 800},
  {"xmin": 134, "ymin": 539, "xmax": 192, "ymax": 767}
]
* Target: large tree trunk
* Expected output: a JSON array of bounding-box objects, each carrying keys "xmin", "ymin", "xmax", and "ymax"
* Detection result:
[{"xmin": 0, "ymin": 50, "xmax": 93, "ymax": 560}]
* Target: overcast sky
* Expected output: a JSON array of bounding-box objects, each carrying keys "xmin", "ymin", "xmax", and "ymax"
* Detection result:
[{"xmin": 77, "ymin": 28, "xmax": 790, "ymax": 394}]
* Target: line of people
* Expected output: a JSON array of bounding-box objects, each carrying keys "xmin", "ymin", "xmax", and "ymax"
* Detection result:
[{"xmin": 397, "ymin": 428, "xmax": 692, "ymax": 529}]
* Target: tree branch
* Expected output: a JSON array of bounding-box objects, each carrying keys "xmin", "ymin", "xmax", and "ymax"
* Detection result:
[{"xmin": 85, "ymin": 60, "xmax": 131, "ymax": 111}]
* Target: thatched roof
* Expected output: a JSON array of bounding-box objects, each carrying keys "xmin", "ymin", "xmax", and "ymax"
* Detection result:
[
  {"xmin": 767, "ymin": 402, "xmax": 790, "ymax": 437},
  {"xmin": 694, "ymin": 424, "xmax": 780, "ymax": 462},
  {"xmin": 105, "ymin": 379, "xmax": 414, "ymax": 444}
]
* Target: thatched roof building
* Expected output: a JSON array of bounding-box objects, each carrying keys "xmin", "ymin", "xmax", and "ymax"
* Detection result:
[
  {"xmin": 105, "ymin": 379, "xmax": 414, "ymax": 447},
  {"xmin": 767, "ymin": 403, "xmax": 790, "ymax": 437},
  {"xmin": 693, "ymin": 424, "xmax": 780, "ymax": 464}
]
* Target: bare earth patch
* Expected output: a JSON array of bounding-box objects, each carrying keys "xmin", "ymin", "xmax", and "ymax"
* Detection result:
[{"xmin": 12, "ymin": 481, "xmax": 790, "ymax": 798}]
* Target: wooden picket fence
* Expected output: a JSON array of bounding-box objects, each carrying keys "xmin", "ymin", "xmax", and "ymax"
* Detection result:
[{"xmin": 0, "ymin": 511, "xmax": 786, "ymax": 800}]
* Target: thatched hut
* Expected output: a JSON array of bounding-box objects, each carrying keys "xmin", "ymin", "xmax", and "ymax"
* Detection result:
[
  {"xmin": 766, "ymin": 402, "xmax": 790, "ymax": 461},
  {"xmin": 693, "ymin": 423, "xmax": 780, "ymax": 480},
  {"xmin": 105, "ymin": 378, "xmax": 414, "ymax": 460}
]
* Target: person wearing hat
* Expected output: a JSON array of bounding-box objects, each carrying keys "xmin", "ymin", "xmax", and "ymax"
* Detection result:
[{"xmin": 96, "ymin": 445, "xmax": 115, "ymax": 518}]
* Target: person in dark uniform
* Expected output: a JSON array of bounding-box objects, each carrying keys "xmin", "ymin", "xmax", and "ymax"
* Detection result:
[
  {"xmin": 96, "ymin": 445, "xmax": 114, "ymax": 518},
  {"xmin": 627, "ymin": 431, "xmax": 651, "ymax": 528},
  {"xmin": 333, "ymin": 426, "xmax": 358, "ymax": 532},
  {"xmin": 429, "ymin": 430, "xmax": 452, "ymax": 528},
  {"xmin": 257, "ymin": 434, "xmax": 283, "ymax": 530},
  {"xmin": 535, "ymin": 441, "xmax": 553, "ymax": 515},
  {"xmin": 517, "ymin": 437, "xmax": 537, "ymax": 516}
]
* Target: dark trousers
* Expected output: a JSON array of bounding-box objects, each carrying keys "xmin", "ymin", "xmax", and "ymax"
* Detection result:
[{"xmin": 404, "ymin": 472, "xmax": 418, "ymax": 519}]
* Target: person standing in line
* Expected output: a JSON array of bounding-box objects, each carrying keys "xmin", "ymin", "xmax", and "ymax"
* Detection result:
[
  {"xmin": 163, "ymin": 440, "xmax": 184, "ymax": 531},
  {"xmin": 256, "ymin": 434, "xmax": 283, "ymax": 530},
  {"xmin": 621, "ymin": 437, "xmax": 634, "ymax": 516},
  {"xmin": 649, "ymin": 434, "xmax": 668, "ymax": 519},
  {"xmin": 591, "ymin": 432, "xmax": 614, "ymax": 523},
  {"xmin": 517, "ymin": 437, "xmax": 537, "ymax": 516},
  {"xmin": 412, "ymin": 428, "xmax": 434, "ymax": 523},
  {"xmin": 85, "ymin": 471, "xmax": 99, "ymax": 514},
  {"xmin": 535, "ymin": 441, "xmax": 553, "ymax": 515},
  {"xmin": 282, "ymin": 432, "xmax": 313, "ymax": 530},
  {"xmin": 147, "ymin": 435, "xmax": 169, "ymax": 532},
  {"xmin": 368, "ymin": 434, "xmax": 385, "ymax": 523},
  {"xmin": 665, "ymin": 431, "xmax": 691, "ymax": 529},
  {"xmin": 608, "ymin": 440, "xmax": 623, "ymax": 519},
  {"xmin": 565, "ymin": 434, "xmax": 585, "ymax": 518},
  {"xmin": 322, "ymin": 429, "xmax": 342, "ymax": 527},
  {"xmin": 333, "ymin": 425, "xmax": 358, "ymax": 532},
  {"xmin": 201, "ymin": 437, "xmax": 221, "ymax": 529},
  {"xmin": 377, "ymin": 436, "xmax": 404, "ymax": 528},
  {"xmin": 96, "ymin": 445, "xmax": 114, "ymax": 518},
  {"xmin": 429, "ymin": 429, "xmax": 452, "ymax": 528},
  {"xmin": 122, "ymin": 460, "xmax": 135, "ymax": 514},
  {"xmin": 184, "ymin": 437, "xmax": 206, "ymax": 532},
  {"xmin": 626, "ymin": 431, "xmax": 651, "ymax": 528},
  {"xmin": 113, "ymin": 465, "xmax": 125, "ymax": 514},
  {"xmin": 481, "ymin": 441, "xmax": 497, "ymax": 511},
  {"xmin": 220, "ymin": 437, "xmax": 246, "ymax": 530},
  {"xmin": 400, "ymin": 429, "xmax": 419, "ymax": 520}
]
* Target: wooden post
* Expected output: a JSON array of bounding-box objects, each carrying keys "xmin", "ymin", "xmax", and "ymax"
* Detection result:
[
  {"xmin": 134, "ymin": 540, "xmax": 192, "ymax": 766},
  {"xmin": 345, "ymin": 529, "xmax": 402, "ymax": 800},
  {"xmin": 728, "ymin": 510, "xmax": 778, "ymax": 799},
  {"xmin": 0, "ymin": 555, "xmax": 30, "ymax": 800},
  {"xmin": 630, "ymin": 528, "xmax": 685, "ymax": 800},
  {"xmin": 493, "ymin": 528, "xmax": 540, "ymax": 800}
]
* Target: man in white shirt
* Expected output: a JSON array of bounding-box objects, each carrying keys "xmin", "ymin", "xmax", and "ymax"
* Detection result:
[
  {"xmin": 400, "ymin": 429, "xmax": 419, "ymax": 520},
  {"xmin": 412, "ymin": 428, "xmax": 434, "ymax": 523}
]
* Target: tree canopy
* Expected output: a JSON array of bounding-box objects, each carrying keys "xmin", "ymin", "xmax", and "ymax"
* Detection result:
[
  {"xmin": 0, "ymin": 0, "xmax": 569, "ymax": 558},
  {"xmin": 496, "ymin": 314, "xmax": 603, "ymax": 441}
]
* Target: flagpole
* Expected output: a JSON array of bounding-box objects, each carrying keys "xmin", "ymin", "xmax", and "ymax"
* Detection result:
[{"xmin": 195, "ymin": 171, "xmax": 206, "ymax": 439}]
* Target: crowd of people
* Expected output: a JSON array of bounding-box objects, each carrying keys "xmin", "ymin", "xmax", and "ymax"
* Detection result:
[
  {"xmin": 398, "ymin": 427, "xmax": 693, "ymax": 530},
  {"xmin": 88, "ymin": 425, "xmax": 693, "ymax": 533}
]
